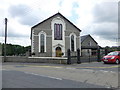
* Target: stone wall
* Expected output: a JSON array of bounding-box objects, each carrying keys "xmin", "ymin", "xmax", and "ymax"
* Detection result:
[{"xmin": 1, "ymin": 56, "xmax": 67, "ymax": 64}]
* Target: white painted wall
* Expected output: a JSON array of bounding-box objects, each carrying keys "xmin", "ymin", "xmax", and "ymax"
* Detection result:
[
  {"xmin": 82, "ymin": 49, "xmax": 92, "ymax": 56},
  {"xmin": 51, "ymin": 17, "xmax": 66, "ymax": 57},
  {"xmin": 31, "ymin": 29, "xmax": 34, "ymax": 53}
]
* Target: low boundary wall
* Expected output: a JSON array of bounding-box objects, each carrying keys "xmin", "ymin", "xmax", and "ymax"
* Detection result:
[{"xmin": 1, "ymin": 56, "xmax": 67, "ymax": 64}]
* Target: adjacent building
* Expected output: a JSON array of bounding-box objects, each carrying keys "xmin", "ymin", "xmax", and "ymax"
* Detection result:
[{"xmin": 81, "ymin": 34, "xmax": 99, "ymax": 56}]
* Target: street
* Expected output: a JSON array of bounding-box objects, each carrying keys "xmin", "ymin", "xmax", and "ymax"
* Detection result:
[
  {"xmin": 2, "ymin": 62, "xmax": 120, "ymax": 89},
  {"xmin": 3, "ymin": 70, "xmax": 105, "ymax": 88}
]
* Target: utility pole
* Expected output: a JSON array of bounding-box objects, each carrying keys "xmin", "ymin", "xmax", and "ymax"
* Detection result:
[{"xmin": 4, "ymin": 18, "xmax": 7, "ymax": 62}]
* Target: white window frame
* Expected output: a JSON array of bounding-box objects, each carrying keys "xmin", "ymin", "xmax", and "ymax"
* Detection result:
[
  {"xmin": 39, "ymin": 31, "xmax": 46, "ymax": 53},
  {"xmin": 31, "ymin": 29, "xmax": 34, "ymax": 53},
  {"xmin": 70, "ymin": 33, "xmax": 76, "ymax": 52}
]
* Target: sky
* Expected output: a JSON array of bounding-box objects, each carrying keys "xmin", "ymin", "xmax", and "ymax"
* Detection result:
[{"xmin": 0, "ymin": 0, "xmax": 119, "ymax": 47}]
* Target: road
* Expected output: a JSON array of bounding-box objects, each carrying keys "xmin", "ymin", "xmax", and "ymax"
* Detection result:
[
  {"xmin": 2, "ymin": 62, "xmax": 120, "ymax": 89},
  {"xmin": 2, "ymin": 70, "xmax": 105, "ymax": 88}
]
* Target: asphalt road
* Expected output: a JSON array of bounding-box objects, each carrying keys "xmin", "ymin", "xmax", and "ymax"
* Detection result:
[
  {"xmin": 2, "ymin": 70, "xmax": 106, "ymax": 88},
  {"xmin": 2, "ymin": 62, "xmax": 120, "ymax": 89}
]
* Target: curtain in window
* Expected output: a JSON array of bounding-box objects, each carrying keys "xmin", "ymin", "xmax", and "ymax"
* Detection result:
[{"xmin": 54, "ymin": 24, "xmax": 62, "ymax": 40}]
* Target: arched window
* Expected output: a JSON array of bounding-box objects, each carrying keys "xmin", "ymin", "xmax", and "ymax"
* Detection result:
[
  {"xmin": 39, "ymin": 31, "xmax": 46, "ymax": 53},
  {"xmin": 54, "ymin": 24, "xmax": 62, "ymax": 40},
  {"xmin": 40, "ymin": 34, "xmax": 44, "ymax": 53},
  {"xmin": 70, "ymin": 33, "xmax": 76, "ymax": 52},
  {"xmin": 71, "ymin": 35, "xmax": 74, "ymax": 51}
]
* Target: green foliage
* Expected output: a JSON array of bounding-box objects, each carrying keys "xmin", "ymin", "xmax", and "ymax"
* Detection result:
[
  {"xmin": 0, "ymin": 43, "xmax": 31, "ymax": 56},
  {"xmin": 105, "ymin": 46, "xmax": 120, "ymax": 52}
]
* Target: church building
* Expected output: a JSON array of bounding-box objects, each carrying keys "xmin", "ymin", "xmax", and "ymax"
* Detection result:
[{"xmin": 31, "ymin": 12, "xmax": 81, "ymax": 57}]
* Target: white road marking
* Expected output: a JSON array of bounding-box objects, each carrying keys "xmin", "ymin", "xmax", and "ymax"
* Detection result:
[
  {"xmin": 81, "ymin": 69, "xmax": 94, "ymax": 72},
  {"xmin": 103, "ymin": 71, "xmax": 109, "ymax": 73},
  {"xmin": 2, "ymin": 69, "xmax": 10, "ymax": 71},
  {"xmin": 66, "ymin": 68, "xmax": 76, "ymax": 70},
  {"xmin": 99, "ymin": 70, "xmax": 108, "ymax": 72},
  {"xmin": 45, "ymin": 76, "xmax": 62, "ymax": 80},
  {"xmin": 54, "ymin": 67, "xmax": 63, "ymax": 69},
  {"xmin": 110, "ymin": 71, "xmax": 116, "ymax": 73},
  {"xmin": 99, "ymin": 70, "xmax": 116, "ymax": 73},
  {"xmin": 24, "ymin": 72, "xmax": 62, "ymax": 80}
]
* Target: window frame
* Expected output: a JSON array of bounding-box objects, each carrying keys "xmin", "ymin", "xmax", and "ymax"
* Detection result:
[
  {"xmin": 40, "ymin": 34, "xmax": 45, "ymax": 53},
  {"xmin": 70, "ymin": 33, "xmax": 76, "ymax": 52},
  {"xmin": 71, "ymin": 35, "xmax": 74, "ymax": 51},
  {"xmin": 54, "ymin": 23, "xmax": 62, "ymax": 40},
  {"xmin": 39, "ymin": 31, "xmax": 46, "ymax": 53}
]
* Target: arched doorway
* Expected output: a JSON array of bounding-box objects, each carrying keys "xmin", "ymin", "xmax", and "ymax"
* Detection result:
[{"xmin": 56, "ymin": 47, "xmax": 62, "ymax": 57}]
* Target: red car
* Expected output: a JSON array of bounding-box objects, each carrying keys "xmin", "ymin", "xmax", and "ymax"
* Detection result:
[{"xmin": 102, "ymin": 51, "xmax": 120, "ymax": 64}]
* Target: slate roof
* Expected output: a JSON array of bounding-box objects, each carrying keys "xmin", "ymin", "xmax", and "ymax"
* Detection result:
[
  {"xmin": 81, "ymin": 35, "xmax": 89, "ymax": 43},
  {"xmin": 31, "ymin": 12, "xmax": 81, "ymax": 39},
  {"xmin": 81, "ymin": 34, "xmax": 98, "ymax": 44}
]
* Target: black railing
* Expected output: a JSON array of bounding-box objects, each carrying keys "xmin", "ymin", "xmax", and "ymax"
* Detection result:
[
  {"xmin": 30, "ymin": 48, "xmax": 106, "ymax": 64},
  {"xmin": 67, "ymin": 48, "xmax": 105, "ymax": 64},
  {"xmin": 67, "ymin": 48, "xmax": 81, "ymax": 64}
]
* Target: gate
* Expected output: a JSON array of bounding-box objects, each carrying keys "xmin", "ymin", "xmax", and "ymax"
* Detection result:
[
  {"xmin": 81, "ymin": 49, "xmax": 98, "ymax": 63},
  {"xmin": 67, "ymin": 48, "xmax": 81, "ymax": 64},
  {"xmin": 81, "ymin": 48, "xmax": 105, "ymax": 63},
  {"xmin": 67, "ymin": 47, "xmax": 104, "ymax": 64},
  {"xmin": 70, "ymin": 52, "xmax": 77, "ymax": 64}
]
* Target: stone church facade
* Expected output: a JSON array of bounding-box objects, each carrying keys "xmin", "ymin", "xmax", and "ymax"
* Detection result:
[{"xmin": 31, "ymin": 12, "xmax": 81, "ymax": 57}]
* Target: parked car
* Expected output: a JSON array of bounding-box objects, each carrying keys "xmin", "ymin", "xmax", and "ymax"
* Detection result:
[{"xmin": 102, "ymin": 51, "xmax": 120, "ymax": 64}]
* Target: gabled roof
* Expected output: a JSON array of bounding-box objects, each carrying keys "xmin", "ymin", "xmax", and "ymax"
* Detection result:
[
  {"xmin": 81, "ymin": 35, "xmax": 89, "ymax": 43},
  {"xmin": 31, "ymin": 12, "xmax": 81, "ymax": 32},
  {"xmin": 81, "ymin": 34, "xmax": 98, "ymax": 44}
]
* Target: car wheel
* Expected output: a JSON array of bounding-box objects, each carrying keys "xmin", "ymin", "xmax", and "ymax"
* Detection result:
[
  {"xmin": 116, "ymin": 59, "xmax": 119, "ymax": 64},
  {"xmin": 104, "ymin": 62, "xmax": 107, "ymax": 64}
]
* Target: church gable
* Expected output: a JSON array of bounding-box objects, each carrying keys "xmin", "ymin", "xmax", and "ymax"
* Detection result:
[
  {"xmin": 31, "ymin": 12, "xmax": 81, "ymax": 40},
  {"xmin": 31, "ymin": 12, "xmax": 81, "ymax": 34}
]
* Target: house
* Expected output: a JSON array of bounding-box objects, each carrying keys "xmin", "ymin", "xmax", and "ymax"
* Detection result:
[
  {"xmin": 31, "ymin": 12, "xmax": 81, "ymax": 57},
  {"xmin": 81, "ymin": 34, "xmax": 99, "ymax": 56}
]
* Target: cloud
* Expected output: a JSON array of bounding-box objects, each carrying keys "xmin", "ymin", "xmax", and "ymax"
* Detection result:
[
  {"xmin": 8, "ymin": 4, "xmax": 41, "ymax": 26},
  {"xmin": 0, "ymin": 18, "xmax": 30, "ymax": 38},
  {"xmin": 75, "ymin": 1, "xmax": 118, "ymax": 46},
  {"xmin": 58, "ymin": 0, "xmax": 77, "ymax": 17},
  {"xmin": 8, "ymin": 0, "xmax": 79, "ymax": 27},
  {"xmin": 93, "ymin": 2, "xmax": 118, "ymax": 23},
  {"xmin": 8, "ymin": 4, "xmax": 29, "ymax": 17},
  {"xmin": 91, "ymin": 2, "xmax": 118, "ymax": 42},
  {"xmin": 0, "ymin": 0, "xmax": 119, "ymax": 47},
  {"xmin": 7, "ymin": 26, "xmax": 30, "ymax": 37},
  {"xmin": 91, "ymin": 23, "xmax": 118, "ymax": 40},
  {"xmin": 68, "ymin": 2, "xmax": 79, "ymax": 24},
  {"xmin": 0, "ymin": 37, "xmax": 30, "ymax": 46}
]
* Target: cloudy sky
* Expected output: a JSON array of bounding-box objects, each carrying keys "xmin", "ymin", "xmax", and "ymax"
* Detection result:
[{"xmin": 0, "ymin": 0, "xmax": 119, "ymax": 47}]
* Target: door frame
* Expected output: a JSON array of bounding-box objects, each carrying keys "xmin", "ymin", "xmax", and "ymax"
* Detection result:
[{"xmin": 55, "ymin": 47, "xmax": 62, "ymax": 57}]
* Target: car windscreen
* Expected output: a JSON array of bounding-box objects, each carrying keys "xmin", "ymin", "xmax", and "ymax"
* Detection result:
[{"xmin": 107, "ymin": 52, "xmax": 119, "ymax": 56}]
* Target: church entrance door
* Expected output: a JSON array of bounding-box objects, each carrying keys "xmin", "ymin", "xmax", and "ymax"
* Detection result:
[{"xmin": 56, "ymin": 47, "xmax": 62, "ymax": 57}]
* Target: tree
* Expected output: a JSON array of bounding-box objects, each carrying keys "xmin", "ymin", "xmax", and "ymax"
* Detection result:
[{"xmin": 0, "ymin": 43, "xmax": 31, "ymax": 56}]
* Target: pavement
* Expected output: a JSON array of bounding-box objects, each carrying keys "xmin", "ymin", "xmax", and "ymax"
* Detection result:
[
  {"xmin": 2, "ymin": 62, "xmax": 120, "ymax": 89},
  {"xmin": 3, "ymin": 61, "xmax": 119, "ymax": 72}
]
